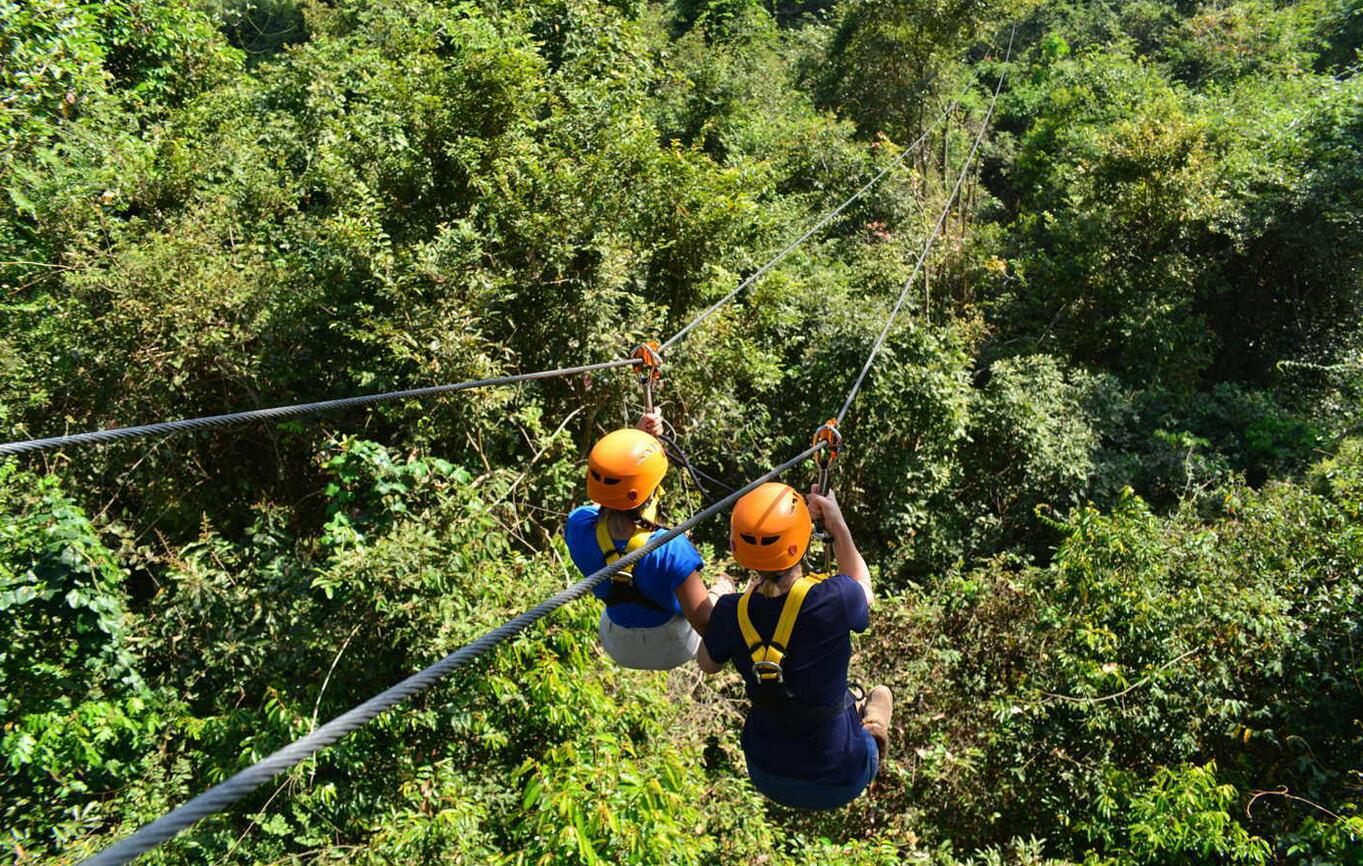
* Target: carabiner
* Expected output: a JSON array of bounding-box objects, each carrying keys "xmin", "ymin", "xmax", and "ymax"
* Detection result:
[
  {"xmin": 631, "ymin": 341, "xmax": 664, "ymax": 413},
  {"xmin": 810, "ymin": 419, "xmax": 843, "ymax": 570},
  {"xmin": 811, "ymin": 418, "xmax": 842, "ymax": 472}
]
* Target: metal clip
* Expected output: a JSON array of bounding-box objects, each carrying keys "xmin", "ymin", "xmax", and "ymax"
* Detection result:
[
  {"xmin": 810, "ymin": 419, "xmax": 843, "ymax": 570},
  {"xmin": 753, "ymin": 660, "xmax": 785, "ymax": 684},
  {"xmin": 811, "ymin": 418, "xmax": 842, "ymax": 472},
  {"xmin": 631, "ymin": 341, "xmax": 664, "ymax": 413}
]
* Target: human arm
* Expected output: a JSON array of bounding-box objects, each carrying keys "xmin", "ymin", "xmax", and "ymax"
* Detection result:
[
  {"xmin": 807, "ymin": 485, "xmax": 872, "ymax": 606},
  {"xmin": 697, "ymin": 595, "xmax": 733, "ymax": 674},
  {"xmin": 696, "ymin": 642, "xmax": 723, "ymax": 674},
  {"xmin": 675, "ymin": 571, "xmax": 714, "ymax": 635}
]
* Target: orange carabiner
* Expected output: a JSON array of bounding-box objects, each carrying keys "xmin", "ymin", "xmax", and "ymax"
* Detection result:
[
  {"xmin": 810, "ymin": 418, "xmax": 842, "ymax": 570},
  {"xmin": 631, "ymin": 341, "xmax": 663, "ymax": 384},
  {"xmin": 811, "ymin": 418, "xmax": 841, "ymax": 470},
  {"xmin": 632, "ymin": 341, "xmax": 664, "ymax": 413}
]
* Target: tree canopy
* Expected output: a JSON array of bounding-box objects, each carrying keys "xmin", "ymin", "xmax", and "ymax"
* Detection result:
[{"xmin": 2, "ymin": 0, "xmax": 1361, "ymax": 863}]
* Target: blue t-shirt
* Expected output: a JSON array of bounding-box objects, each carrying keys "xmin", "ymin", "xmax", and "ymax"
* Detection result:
[
  {"xmin": 564, "ymin": 505, "xmax": 704, "ymax": 628},
  {"xmin": 703, "ymin": 573, "xmax": 871, "ymax": 785}
]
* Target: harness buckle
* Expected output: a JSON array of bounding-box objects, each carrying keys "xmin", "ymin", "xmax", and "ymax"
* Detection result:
[{"xmin": 753, "ymin": 659, "xmax": 785, "ymax": 683}]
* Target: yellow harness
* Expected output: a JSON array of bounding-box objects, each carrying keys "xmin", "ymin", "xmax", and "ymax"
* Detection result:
[
  {"xmin": 736, "ymin": 572, "xmax": 830, "ymax": 684},
  {"xmin": 595, "ymin": 515, "xmax": 668, "ymax": 612}
]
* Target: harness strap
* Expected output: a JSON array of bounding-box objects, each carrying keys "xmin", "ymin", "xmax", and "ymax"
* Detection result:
[
  {"xmin": 596, "ymin": 515, "xmax": 669, "ymax": 613},
  {"xmin": 749, "ymin": 688, "xmax": 855, "ymax": 725},
  {"xmin": 595, "ymin": 518, "xmax": 651, "ymax": 578},
  {"xmin": 737, "ymin": 572, "xmax": 829, "ymax": 683}
]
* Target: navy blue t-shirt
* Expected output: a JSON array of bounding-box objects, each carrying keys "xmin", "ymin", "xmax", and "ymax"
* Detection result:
[
  {"xmin": 703, "ymin": 573, "xmax": 871, "ymax": 785},
  {"xmin": 564, "ymin": 505, "xmax": 704, "ymax": 628}
]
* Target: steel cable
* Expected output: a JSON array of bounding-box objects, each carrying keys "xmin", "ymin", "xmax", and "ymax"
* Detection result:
[
  {"xmin": 0, "ymin": 358, "xmax": 639, "ymax": 458},
  {"xmin": 835, "ymin": 24, "xmax": 1017, "ymax": 426},
  {"xmin": 76, "ymin": 443, "xmax": 822, "ymax": 866},
  {"xmin": 7, "ymin": 45, "xmax": 990, "ymax": 460}
]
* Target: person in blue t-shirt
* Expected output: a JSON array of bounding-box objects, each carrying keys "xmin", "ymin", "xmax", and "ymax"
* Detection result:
[
  {"xmin": 698, "ymin": 481, "xmax": 893, "ymax": 810},
  {"xmin": 565, "ymin": 411, "xmax": 733, "ymax": 670}
]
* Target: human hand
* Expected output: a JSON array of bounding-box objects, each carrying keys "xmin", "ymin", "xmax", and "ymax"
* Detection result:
[
  {"xmin": 807, "ymin": 484, "xmax": 846, "ymax": 533},
  {"xmin": 636, "ymin": 410, "xmax": 664, "ymax": 437}
]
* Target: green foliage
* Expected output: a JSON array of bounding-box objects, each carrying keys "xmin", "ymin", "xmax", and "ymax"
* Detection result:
[
  {"xmin": 3, "ymin": 0, "xmax": 1363, "ymax": 863},
  {"xmin": 1117, "ymin": 762, "xmax": 1271, "ymax": 864},
  {"xmin": 1316, "ymin": 0, "xmax": 1363, "ymax": 70},
  {"xmin": 1159, "ymin": 0, "xmax": 1322, "ymax": 85},
  {"xmin": 209, "ymin": 0, "xmax": 310, "ymax": 63},
  {"xmin": 855, "ymin": 438, "xmax": 1363, "ymax": 860},
  {"xmin": 1310, "ymin": 437, "xmax": 1363, "ymax": 518},
  {"xmin": 0, "ymin": 463, "xmax": 142, "ymax": 715},
  {"xmin": 801, "ymin": 317, "xmax": 974, "ymax": 577},
  {"xmin": 91, "ymin": 1, "xmax": 242, "ymax": 105},
  {"xmin": 0, "ymin": 0, "xmax": 107, "ymax": 157},
  {"xmin": 953, "ymin": 354, "xmax": 1102, "ymax": 558},
  {"xmin": 999, "ymin": 48, "xmax": 1223, "ymax": 383},
  {"xmin": 319, "ymin": 436, "xmax": 460, "ymax": 548},
  {"xmin": 994, "ymin": 18, "xmax": 1363, "ymax": 389},
  {"xmin": 820, "ymin": 0, "xmax": 1032, "ymax": 139}
]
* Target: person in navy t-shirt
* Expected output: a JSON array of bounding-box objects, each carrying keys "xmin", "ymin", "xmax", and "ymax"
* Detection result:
[
  {"xmin": 565, "ymin": 411, "xmax": 733, "ymax": 670},
  {"xmin": 699, "ymin": 482, "xmax": 893, "ymax": 810}
]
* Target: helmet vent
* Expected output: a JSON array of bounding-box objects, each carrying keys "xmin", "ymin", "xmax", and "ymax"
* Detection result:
[
  {"xmin": 760, "ymin": 535, "xmax": 780, "ymax": 546},
  {"xmin": 603, "ymin": 477, "xmax": 621, "ymax": 485},
  {"xmin": 740, "ymin": 533, "xmax": 758, "ymax": 545}
]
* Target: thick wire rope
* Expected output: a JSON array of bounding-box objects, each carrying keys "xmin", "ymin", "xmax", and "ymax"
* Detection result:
[
  {"xmin": 835, "ymin": 25, "xmax": 1017, "ymax": 426},
  {"xmin": 75, "ymin": 443, "xmax": 822, "ymax": 866},
  {"xmin": 0, "ymin": 358, "xmax": 639, "ymax": 458},
  {"xmin": 6, "ymin": 43, "xmax": 992, "ymax": 460},
  {"xmin": 6, "ymin": 48, "xmax": 985, "ymax": 460},
  {"xmin": 659, "ymin": 69, "xmax": 985, "ymax": 354}
]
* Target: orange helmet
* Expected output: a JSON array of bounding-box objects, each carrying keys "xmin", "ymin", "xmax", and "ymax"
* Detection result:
[
  {"xmin": 587, "ymin": 428, "xmax": 667, "ymax": 511},
  {"xmin": 730, "ymin": 482, "xmax": 812, "ymax": 571}
]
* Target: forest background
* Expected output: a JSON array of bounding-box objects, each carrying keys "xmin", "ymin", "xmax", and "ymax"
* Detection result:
[{"xmin": 3, "ymin": 0, "xmax": 1362, "ymax": 863}]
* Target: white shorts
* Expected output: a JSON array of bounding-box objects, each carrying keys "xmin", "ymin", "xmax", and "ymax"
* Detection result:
[
  {"xmin": 599, "ymin": 612, "xmax": 701, "ymax": 670},
  {"xmin": 597, "ymin": 578, "xmax": 733, "ymax": 671}
]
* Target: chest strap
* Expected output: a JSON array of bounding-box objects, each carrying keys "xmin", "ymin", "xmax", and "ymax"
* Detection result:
[
  {"xmin": 596, "ymin": 516, "xmax": 669, "ymax": 613},
  {"xmin": 736, "ymin": 572, "xmax": 830, "ymax": 684}
]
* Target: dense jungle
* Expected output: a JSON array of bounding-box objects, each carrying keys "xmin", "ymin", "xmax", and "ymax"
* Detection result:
[{"xmin": 3, "ymin": 0, "xmax": 1363, "ymax": 863}]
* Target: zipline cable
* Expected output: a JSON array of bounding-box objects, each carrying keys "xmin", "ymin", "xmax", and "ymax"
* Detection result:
[
  {"xmin": 835, "ymin": 24, "xmax": 1016, "ymax": 426},
  {"xmin": 658, "ymin": 66, "xmax": 987, "ymax": 354},
  {"xmin": 75, "ymin": 442, "xmax": 824, "ymax": 866},
  {"xmin": 0, "ymin": 358, "xmax": 639, "ymax": 458},
  {"xmin": 5, "ymin": 42, "xmax": 991, "ymax": 460}
]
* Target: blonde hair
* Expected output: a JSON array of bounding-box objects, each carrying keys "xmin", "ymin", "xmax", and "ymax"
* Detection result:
[
  {"xmin": 754, "ymin": 562, "xmax": 802, "ymax": 597},
  {"xmin": 600, "ymin": 495, "xmax": 660, "ymax": 531}
]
